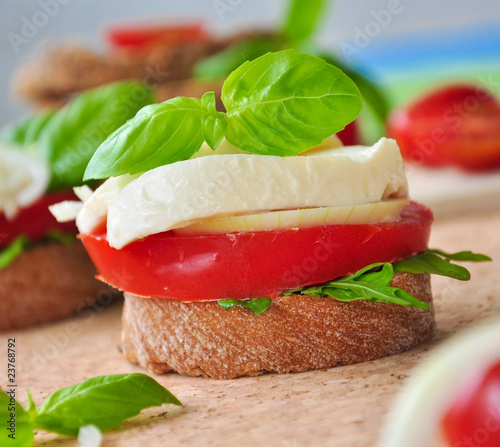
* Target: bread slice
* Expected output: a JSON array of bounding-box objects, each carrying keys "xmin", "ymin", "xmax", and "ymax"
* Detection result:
[
  {"xmin": 0, "ymin": 241, "xmax": 116, "ymax": 332},
  {"xmin": 120, "ymin": 273, "xmax": 435, "ymax": 379}
]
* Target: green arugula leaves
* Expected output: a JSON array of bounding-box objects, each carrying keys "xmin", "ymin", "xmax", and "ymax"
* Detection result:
[
  {"xmin": 286, "ymin": 262, "xmax": 430, "ymax": 309},
  {"xmin": 219, "ymin": 298, "xmax": 271, "ymax": 315},
  {"xmin": 284, "ymin": 248, "xmax": 490, "ymax": 310},
  {"xmin": 1, "ymin": 373, "xmax": 180, "ymax": 445},
  {"xmin": 0, "ymin": 236, "xmax": 30, "ymax": 270},
  {"xmin": 393, "ymin": 249, "xmax": 491, "ymax": 280},
  {"xmin": 84, "ymin": 50, "xmax": 362, "ymax": 180}
]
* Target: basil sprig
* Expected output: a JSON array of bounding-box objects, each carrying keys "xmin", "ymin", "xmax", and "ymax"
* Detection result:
[
  {"xmin": 285, "ymin": 262, "xmax": 430, "ymax": 310},
  {"xmin": 219, "ymin": 298, "xmax": 271, "ymax": 315},
  {"xmin": 84, "ymin": 50, "xmax": 362, "ymax": 180},
  {"xmin": 193, "ymin": 0, "xmax": 388, "ymax": 129},
  {"xmin": 1, "ymin": 374, "xmax": 180, "ymax": 446}
]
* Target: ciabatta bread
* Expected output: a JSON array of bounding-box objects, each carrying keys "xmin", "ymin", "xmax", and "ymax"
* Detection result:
[
  {"xmin": 120, "ymin": 272, "xmax": 435, "ymax": 379},
  {"xmin": 0, "ymin": 241, "xmax": 116, "ymax": 332}
]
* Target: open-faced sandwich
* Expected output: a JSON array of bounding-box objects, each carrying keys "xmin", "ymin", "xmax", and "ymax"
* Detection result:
[
  {"xmin": 0, "ymin": 81, "xmax": 154, "ymax": 331},
  {"xmin": 52, "ymin": 50, "xmax": 489, "ymax": 378}
]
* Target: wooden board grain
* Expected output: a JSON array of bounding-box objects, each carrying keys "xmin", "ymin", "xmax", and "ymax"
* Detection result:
[{"xmin": 3, "ymin": 209, "xmax": 500, "ymax": 447}]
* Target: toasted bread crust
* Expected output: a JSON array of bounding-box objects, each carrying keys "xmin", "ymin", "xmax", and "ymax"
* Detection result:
[
  {"xmin": 0, "ymin": 241, "xmax": 115, "ymax": 332},
  {"xmin": 121, "ymin": 273, "xmax": 435, "ymax": 379}
]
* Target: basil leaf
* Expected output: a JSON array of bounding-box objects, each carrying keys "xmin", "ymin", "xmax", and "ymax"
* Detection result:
[
  {"xmin": 286, "ymin": 262, "xmax": 429, "ymax": 309},
  {"xmin": 0, "ymin": 110, "xmax": 56, "ymax": 147},
  {"xmin": 219, "ymin": 298, "xmax": 271, "ymax": 315},
  {"xmin": 318, "ymin": 52, "xmax": 389, "ymax": 126},
  {"xmin": 201, "ymin": 92, "xmax": 227, "ymax": 150},
  {"xmin": 0, "ymin": 391, "xmax": 34, "ymax": 447},
  {"xmin": 393, "ymin": 252, "xmax": 471, "ymax": 280},
  {"xmin": 40, "ymin": 81, "xmax": 154, "ymax": 189},
  {"xmin": 193, "ymin": 37, "xmax": 281, "ymax": 82},
  {"xmin": 282, "ymin": 0, "xmax": 326, "ymax": 43},
  {"xmin": 84, "ymin": 96, "xmax": 206, "ymax": 180},
  {"xmin": 427, "ymin": 248, "xmax": 492, "ymax": 262},
  {"xmin": 222, "ymin": 50, "xmax": 362, "ymax": 156},
  {"xmin": 0, "ymin": 236, "xmax": 30, "ymax": 271},
  {"xmin": 32, "ymin": 373, "xmax": 181, "ymax": 436}
]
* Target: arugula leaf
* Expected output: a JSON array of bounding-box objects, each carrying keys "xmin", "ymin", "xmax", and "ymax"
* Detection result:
[
  {"xmin": 282, "ymin": 0, "xmax": 326, "ymax": 43},
  {"xmin": 44, "ymin": 230, "xmax": 75, "ymax": 246},
  {"xmin": 286, "ymin": 262, "xmax": 429, "ymax": 309},
  {"xmin": 84, "ymin": 96, "xmax": 207, "ymax": 180},
  {"xmin": 393, "ymin": 249, "xmax": 490, "ymax": 280},
  {"xmin": 426, "ymin": 248, "xmax": 492, "ymax": 262},
  {"xmin": 40, "ymin": 81, "xmax": 154, "ymax": 189},
  {"xmin": 0, "ymin": 236, "xmax": 30, "ymax": 270},
  {"xmin": 222, "ymin": 50, "xmax": 362, "ymax": 156},
  {"xmin": 0, "ymin": 110, "xmax": 55, "ymax": 147},
  {"xmin": 32, "ymin": 373, "xmax": 181, "ymax": 436},
  {"xmin": 219, "ymin": 298, "xmax": 271, "ymax": 315},
  {"xmin": 0, "ymin": 391, "xmax": 34, "ymax": 447},
  {"xmin": 193, "ymin": 37, "xmax": 281, "ymax": 82}
]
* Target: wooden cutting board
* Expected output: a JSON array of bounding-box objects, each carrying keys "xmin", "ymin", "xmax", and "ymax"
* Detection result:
[{"xmin": 5, "ymin": 209, "xmax": 500, "ymax": 447}]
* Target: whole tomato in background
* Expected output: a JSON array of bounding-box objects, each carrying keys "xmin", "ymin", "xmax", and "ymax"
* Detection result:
[{"xmin": 387, "ymin": 85, "xmax": 500, "ymax": 171}]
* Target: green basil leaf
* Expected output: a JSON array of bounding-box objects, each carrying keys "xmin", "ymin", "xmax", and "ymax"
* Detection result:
[
  {"xmin": 0, "ymin": 110, "xmax": 55, "ymax": 147},
  {"xmin": 282, "ymin": 0, "xmax": 326, "ymax": 43},
  {"xmin": 32, "ymin": 373, "xmax": 181, "ymax": 436},
  {"xmin": 0, "ymin": 391, "xmax": 34, "ymax": 447},
  {"xmin": 318, "ymin": 52, "xmax": 390, "ymax": 126},
  {"xmin": 222, "ymin": 50, "xmax": 362, "ymax": 156},
  {"xmin": 200, "ymin": 91, "xmax": 227, "ymax": 150},
  {"xmin": 427, "ymin": 248, "xmax": 492, "ymax": 262},
  {"xmin": 393, "ymin": 252, "xmax": 472, "ymax": 280},
  {"xmin": 84, "ymin": 96, "xmax": 206, "ymax": 180},
  {"xmin": 193, "ymin": 37, "xmax": 281, "ymax": 82},
  {"xmin": 0, "ymin": 236, "xmax": 30, "ymax": 271},
  {"xmin": 40, "ymin": 81, "xmax": 154, "ymax": 189},
  {"xmin": 219, "ymin": 298, "xmax": 271, "ymax": 315},
  {"xmin": 286, "ymin": 262, "xmax": 429, "ymax": 309}
]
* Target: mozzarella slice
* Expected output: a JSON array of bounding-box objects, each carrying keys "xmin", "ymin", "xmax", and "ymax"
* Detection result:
[
  {"xmin": 77, "ymin": 137, "xmax": 409, "ymax": 249},
  {"xmin": 0, "ymin": 143, "xmax": 49, "ymax": 219},
  {"xmin": 173, "ymin": 199, "xmax": 408, "ymax": 234}
]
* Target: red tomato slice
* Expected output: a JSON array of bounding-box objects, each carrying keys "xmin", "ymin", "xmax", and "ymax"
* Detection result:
[
  {"xmin": 442, "ymin": 360, "xmax": 500, "ymax": 447},
  {"xmin": 80, "ymin": 202, "xmax": 432, "ymax": 300},
  {"xmin": 0, "ymin": 190, "xmax": 78, "ymax": 247},
  {"xmin": 106, "ymin": 23, "xmax": 208, "ymax": 51}
]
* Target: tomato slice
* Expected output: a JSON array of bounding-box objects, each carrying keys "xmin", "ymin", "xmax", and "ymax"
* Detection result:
[
  {"xmin": 80, "ymin": 202, "xmax": 432, "ymax": 300},
  {"xmin": 0, "ymin": 190, "xmax": 78, "ymax": 247},
  {"xmin": 106, "ymin": 23, "xmax": 208, "ymax": 51},
  {"xmin": 442, "ymin": 360, "xmax": 500, "ymax": 447}
]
